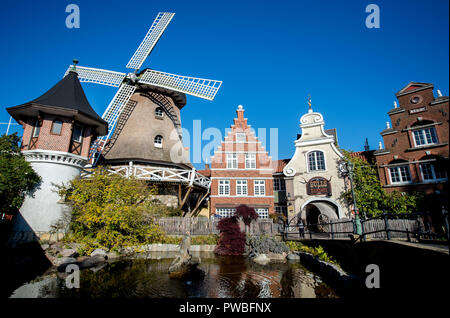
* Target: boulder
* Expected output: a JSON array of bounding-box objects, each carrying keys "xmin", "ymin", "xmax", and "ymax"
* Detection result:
[
  {"xmin": 61, "ymin": 248, "xmax": 78, "ymax": 258},
  {"xmin": 41, "ymin": 244, "xmax": 50, "ymax": 251},
  {"xmin": 253, "ymin": 254, "xmax": 270, "ymax": 265},
  {"xmin": 79, "ymin": 255, "xmax": 107, "ymax": 269},
  {"xmin": 55, "ymin": 257, "xmax": 78, "ymax": 271},
  {"xmin": 287, "ymin": 253, "xmax": 301, "ymax": 261},
  {"xmin": 267, "ymin": 252, "xmax": 287, "ymax": 262},
  {"xmin": 90, "ymin": 248, "xmax": 108, "ymax": 258}
]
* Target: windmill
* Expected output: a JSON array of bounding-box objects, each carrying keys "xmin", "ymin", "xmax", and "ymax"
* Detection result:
[{"xmin": 64, "ymin": 12, "xmax": 222, "ymax": 166}]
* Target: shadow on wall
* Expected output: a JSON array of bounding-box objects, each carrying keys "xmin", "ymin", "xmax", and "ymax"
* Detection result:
[{"xmin": 301, "ymin": 239, "xmax": 449, "ymax": 299}]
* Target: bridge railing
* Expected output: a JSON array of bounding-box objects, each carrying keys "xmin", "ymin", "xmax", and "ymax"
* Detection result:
[{"xmin": 282, "ymin": 210, "xmax": 449, "ymax": 242}]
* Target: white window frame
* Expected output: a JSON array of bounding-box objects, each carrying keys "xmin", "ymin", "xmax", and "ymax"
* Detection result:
[
  {"xmin": 215, "ymin": 208, "xmax": 236, "ymax": 218},
  {"xmin": 236, "ymin": 133, "xmax": 246, "ymax": 143},
  {"xmin": 419, "ymin": 163, "xmax": 448, "ymax": 182},
  {"xmin": 255, "ymin": 208, "xmax": 269, "ymax": 219},
  {"xmin": 307, "ymin": 150, "xmax": 326, "ymax": 172},
  {"xmin": 412, "ymin": 127, "xmax": 438, "ymax": 147},
  {"xmin": 154, "ymin": 135, "xmax": 163, "ymax": 148},
  {"xmin": 226, "ymin": 153, "xmax": 238, "ymax": 169},
  {"xmin": 254, "ymin": 180, "xmax": 266, "ymax": 196},
  {"xmin": 236, "ymin": 180, "xmax": 248, "ymax": 196},
  {"xmin": 155, "ymin": 107, "xmax": 164, "ymax": 118},
  {"xmin": 218, "ymin": 180, "xmax": 230, "ymax": 196},
  {"xmin": 245, "ymin": 153, "xmax": 256, "ymax": 169},
  {"xmin": 388, "ymin": 165, "xmax": 412, "ymax": 184}
]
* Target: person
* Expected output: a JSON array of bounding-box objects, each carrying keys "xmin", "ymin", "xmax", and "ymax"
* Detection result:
[{"xmin": 298, "ymin": 218, "xmax": 305, "ymax": 238}]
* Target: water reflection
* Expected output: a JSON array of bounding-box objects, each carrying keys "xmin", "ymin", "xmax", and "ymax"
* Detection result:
[{"xmin": 10, "ymin": 255, "xmax": 337, "ymax": 298}]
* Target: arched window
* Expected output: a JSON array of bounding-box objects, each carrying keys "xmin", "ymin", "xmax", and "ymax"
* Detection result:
[
  {"xmin": 155, "ymin": 107, "xmax": 164, "ymax": 118},
  {"xmin": 308, "ymin": 151, "xmax": 326, "ymax": 171},
  {"xmin": 154, "ymin": 135, "xmax": 163, "ymax": 148},
  {"xmin": 51, "ymin": 119, "xmax": 63, "ymax": 135}
]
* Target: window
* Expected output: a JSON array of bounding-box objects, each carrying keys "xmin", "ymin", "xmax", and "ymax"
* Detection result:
[
  {"xmin": 236, "ymin": 180, "xmax": 248, "ymax": 196},
  {"xmin": 254, "ymin": 180, "xmax": 266, "ymax": 196},
  {"xmin": 275, "ymin": 206, "xmax": 287, "ymax": 215},
  {"xmin": 32, "ymin": 120, "xmax": 40, "ymax": 138},
  {"xmin": 389, "ymin": 165, "xmax": 412, "ymax": 184},
  {"xmin": 236, "ymin": 133, "xmax": 246, "ymax": 143},
  {"xmin": 413, "ymin": 128, "xmax": 438, "ymax": 146},
  {"xmin": 218, "ymin": 180, "xmax": 230, "ymax": 196},
  {"xmin": 51, "ymin": 120, "xmax": 63, "ymax": 135},
  {"xmin": 308, "ymin": 151, "xmax": 326, "ymax": 171},
  {"xmin": 154, "ymin": 135, "xmax": 163, "ymax": 148},
  {"xmin": 420, "ymin": 163, "xmax": 448, "ymax": 182},
  {"xmin": 155, "ymin": 107, "xmax": 164, "ymax": 117},
  {"xmin": 255, "ymin": 208, "xmax": 269, "ymax": 219},
  {"xmin": 226, "ymin": 153, "xmax": 237, "ymax": 169},
  {"xmin": 72, "ymin": 124, "xmax": 83, "ymax": 142},
  {"xmin": 273, "ymin": 178, "xmax": 286, "ymax": 191},
  {"xmin": 215, "ymin": 208, "xmax": 235, "ymax": 218},
  {"xmin": 245, "ymin": 153, "xmax": 256, "ymax": 169}
]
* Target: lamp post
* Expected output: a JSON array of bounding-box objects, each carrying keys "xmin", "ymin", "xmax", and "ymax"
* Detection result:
[{"xmin": 338, "ymin": 159, "xmax": 362, "ymax": 235}]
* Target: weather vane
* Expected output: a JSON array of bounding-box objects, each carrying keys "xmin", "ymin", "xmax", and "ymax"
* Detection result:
[{"xmin": 307, "ymin": 94, "xmax": 312, "ymax": 111}]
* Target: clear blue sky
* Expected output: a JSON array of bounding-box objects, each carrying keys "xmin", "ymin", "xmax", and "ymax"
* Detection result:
[{"xmin": 1, "ymin": 0, "xmax": 448, "ymax": 169}]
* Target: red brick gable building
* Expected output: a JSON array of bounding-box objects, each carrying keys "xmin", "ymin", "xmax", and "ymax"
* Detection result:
[
  {"xmin": 208, "ymin": 105, "xmax": 274, "ymax": 218},
  {"xmin": 374, "ymin": 82, "xmax": 449, "ymax": 210}
]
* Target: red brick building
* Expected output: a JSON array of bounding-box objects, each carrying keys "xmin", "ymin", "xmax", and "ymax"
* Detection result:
[
  {"xmin": 207, "ymin": 105, "xmax": 274, "ymax": 218},
  {"xmin": 374, "ymin": 82, "xmax": 449, "ymax": 210}
]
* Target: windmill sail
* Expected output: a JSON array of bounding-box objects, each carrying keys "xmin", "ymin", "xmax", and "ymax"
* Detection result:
[{"xmin": 64, "ymin": 65, "xmax": 126, "ymax": 87}]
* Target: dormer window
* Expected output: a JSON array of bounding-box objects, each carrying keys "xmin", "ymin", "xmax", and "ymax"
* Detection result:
[
  {"xmin": 154, "ymin": 135, "xmax": 163, "ymax": 148},
  {"xmin": 155, "ymin": 107, "xmax": 164, "ymax": 118},
  {"xmin": 51, "ymin": 119, "xmax": 63, "ymax": 135},
  {"xmin": 32, "ymin": 120, "xmax": 40, "ymax": 138},
  {"xmin": 308, "ymin": 151, "xmax": 326, "ymax": 171}
]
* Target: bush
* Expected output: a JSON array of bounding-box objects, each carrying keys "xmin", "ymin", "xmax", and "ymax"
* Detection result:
[
  {"xmin": 245, "ymin": 236, "xmax": 290, "ymax": 257},
  {"xmin": 214, "ymin": 216, "xmax": 246, "ymax": 255},
  {"xmin": 235, "ymin": 204, "xmax": 258, "ymax": 226},
  {"xmin": 58, "ymin": 168, "xmax": 166, "ymax": 254},
  {"xmin": 286, "ymin": 241, "xmax": 339, "ymax": 266}
]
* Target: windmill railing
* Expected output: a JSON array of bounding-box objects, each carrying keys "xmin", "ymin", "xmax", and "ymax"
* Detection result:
[{"xmin": 81, "ymin": 162, "xmax": 211, "ymax": 189}]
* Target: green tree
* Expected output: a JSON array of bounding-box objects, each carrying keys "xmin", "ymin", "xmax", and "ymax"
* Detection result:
[
  {"xmin": 58, "ymin": 168, "xmax": 177, "ymax": 252},
  {"xmin": 0, "ymin": 133, "xmax": 41, "ymax": 215},
  {"xmin": 340, "ymin": 150, "xmax": 421, "ymax": 217}
]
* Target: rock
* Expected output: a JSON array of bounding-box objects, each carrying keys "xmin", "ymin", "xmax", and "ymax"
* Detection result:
[
  {"xmin": 106, "ymin": 251, "xmax": 120, "ymax": 260},
  {"xmin": 79, "ymin": 255, "xmax": 106, "ymax": 269},
  {"xmin": 267, "ymin": 252, "xmax": 287, "ymax": 262},
  {"xmin": 55, "ymin": 257, "xmax": 78, "ymax": 271},
  {"xmin": 168, "ymin": 232, "xmax": 205, "ymax": 281},
  {"xmin": 41, "ymin": 244, "xmax": 50, "ymax": 250},
  {"xmin": 253, "ymin": 254, "xmax": 270, "ymax": 265},
  {"xmin": 90, "ymin": 248, "xmax": 108, "ymax": 258},
  {"xmin": 287, "ymin": 253, "xmax": 301, "ymax": 261},
  {"xmin": 61, "ymin": 248, "xmax": 78, "ymax": 258}
]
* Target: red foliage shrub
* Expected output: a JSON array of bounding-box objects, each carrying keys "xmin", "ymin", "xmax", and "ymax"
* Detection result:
[
  {"xmin": 214, "ymin": 216, "xmax": 246, "ymax": 256},
  {"xmin": 235, "ymin": 204, "xmax": 259, "ymax": 226}
]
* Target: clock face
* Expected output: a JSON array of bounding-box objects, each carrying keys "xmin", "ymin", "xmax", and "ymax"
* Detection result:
[
  {"xmin": 410, "ymin": 96, "xmax": 421, "ymax": 104},
  {"xmin": 338, "ymin": 162, "xmax": 347, "ymax": 173}
]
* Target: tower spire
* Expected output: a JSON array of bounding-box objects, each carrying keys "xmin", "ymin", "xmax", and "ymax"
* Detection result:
[
  {"xmin": 364, "ymin": 138, "xmax": 370, "ymax": 151},
  {"xmin": 307, "ymin": 94, "xmax": 312, "ymax": 113}
]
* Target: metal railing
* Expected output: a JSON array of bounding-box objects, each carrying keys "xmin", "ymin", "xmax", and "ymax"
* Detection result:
[{"xmin": 282, "ymin": 209, "xmax": 449, "ymax": 243}]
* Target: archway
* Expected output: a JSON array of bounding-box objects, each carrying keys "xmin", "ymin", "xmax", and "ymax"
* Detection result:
[{"xmin": 301, "ymin": 200, "xmax": 340, "ymax": 232}]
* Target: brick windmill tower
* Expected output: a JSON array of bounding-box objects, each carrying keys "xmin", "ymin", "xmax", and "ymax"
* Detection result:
[
  {"xmin": 60, "ymin": 12, "xmax": 222, "ymax": 213},
  {"xmin": 6, "ymin": 71, "xmax": 107, "ymax": 243}
]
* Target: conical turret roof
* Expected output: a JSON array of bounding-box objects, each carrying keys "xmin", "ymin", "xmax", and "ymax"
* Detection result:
[{"xmin": 7, "ymin": 71, "xmax": 108, "ymax": 135}]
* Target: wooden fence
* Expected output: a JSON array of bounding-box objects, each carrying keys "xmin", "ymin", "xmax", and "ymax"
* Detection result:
[{"xmin": 155, "ymin": 217, "xmax": 276, "ymax": 236}]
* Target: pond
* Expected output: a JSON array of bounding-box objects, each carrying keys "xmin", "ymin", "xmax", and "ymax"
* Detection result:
[{"xmin": 9, "ymin": 252, "xmax": 338, "ymax": 298}]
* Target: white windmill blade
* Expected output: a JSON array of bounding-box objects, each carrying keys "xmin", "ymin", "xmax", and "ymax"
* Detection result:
[
  {"xmin": 139, "ymin": 69, "xmax": 223, "ymax": 101},
  {"xmin": 88, "ymin": 83, "xmax": 136, "ymax": 162},
  {"xmin": 126, "ymin": 12, "xmax": 175, "ymax": 71},
  {"xmin": 64, "ymin": 65, "xmax": 126, "ymax": 87}
]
